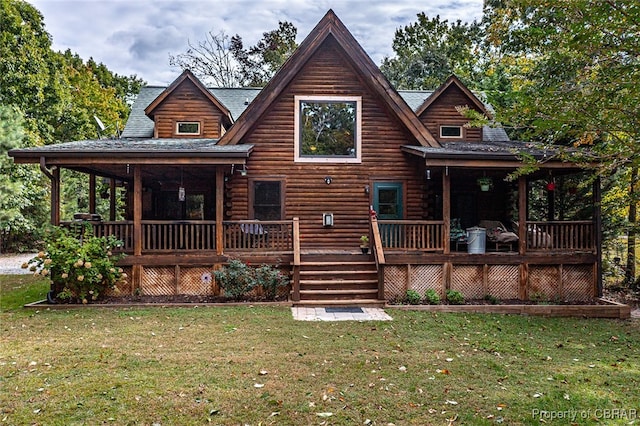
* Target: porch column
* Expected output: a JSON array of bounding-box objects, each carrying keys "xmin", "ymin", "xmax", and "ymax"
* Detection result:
[
  {"xmin": 89, "ymin": 173, "xmax": 96, "ymax": 214},
  {"xmin": 442, "ymin": 169, "xmax": 450, "ymax": 254},
  {"xmin": 132, "ymin": 165, "xmax": 142, "ymax": 290},
  {"xmin": 109, "ymin": 178, "xmax": 116, "ymax": 221},
  {"xmin": 594, "ymin": 176, "xmax": 603, "ymax": 297},
  {"xmin": 51, "ymin": 167, "xmax": 60, "ymax": 226},
  {"xmin": 215, "ymin": 167, "xmax": 224, "ymax": 255},
  {"xmin": 518, "ymin": 176, "xmax": 527, "ymax": 255}
]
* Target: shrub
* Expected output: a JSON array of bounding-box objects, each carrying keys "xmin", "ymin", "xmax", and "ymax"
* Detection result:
[
  {"xmin": 213, "ymin": 260, "xmax": 289, "ymax": 301},
  {"xmin": 254, "ymin": 263, "xmax": 289, "ymax": 300},
  {"xmin": 405, "ymin": 289, "xmax": 422, "ymax": 305},
  {"xmin": 446, "ymin": 289, "xmax": 465, "ymax": 305},
  {"xmin": 424, "ymin": 288, "xmax": 441, "ymax": 305},
  {"xmin": 484, "ymin": 294, "xmax": 499, "ymax": 305},
  {"xmin": 213, "ymin": 259, "xmax": 256, "ymax": 300},
  {"xmin": 24, "ymin": 225, "xmax": 125, "ymax": 303}
]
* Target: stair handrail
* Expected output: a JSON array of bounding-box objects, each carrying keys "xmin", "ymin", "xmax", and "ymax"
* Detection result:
[
  {"xmin": 292, "ymin": 217, "xmax": 301, "ymax": 301},
  {"xmin": 371, "ymin": 215, "xmax": 386, "ymax": 301}
]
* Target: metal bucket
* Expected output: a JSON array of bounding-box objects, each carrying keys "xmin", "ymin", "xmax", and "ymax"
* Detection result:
[{"xmin": 466, "ymin": 227, "xmax": 486, "ymax": 254}]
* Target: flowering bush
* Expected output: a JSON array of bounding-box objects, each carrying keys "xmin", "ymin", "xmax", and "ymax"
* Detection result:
[
  {"xmin": 213, "ymin": 259, "xmax": 289, "ymax": 301},
  {"xmin": 23, "ymin": 225, "xmax": 125, "ymax": 303}
]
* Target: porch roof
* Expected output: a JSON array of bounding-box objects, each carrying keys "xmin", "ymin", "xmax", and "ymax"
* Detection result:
[
  {"xmin": 9, "ymin": 138, "xmax": 254, "ymax": 163},
  {"xmin": 402, "ymin": 141, "xmax": 587, "ymax": 169}
]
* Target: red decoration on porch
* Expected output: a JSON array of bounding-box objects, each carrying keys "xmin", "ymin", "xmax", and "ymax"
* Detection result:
[{"xmin": 546, "ymin": 182, "xmax": 556, "ymax": 191}]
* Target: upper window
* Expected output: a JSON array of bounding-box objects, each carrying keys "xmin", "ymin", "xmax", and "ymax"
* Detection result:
[
  {"xmin": 440, "ymin": 125, "xmax": 462, "ymax": 138},
  {"xmin": 294, "ymin": 95, "xmax": 362, "ymax": 163},
  {"xmin": 176, "ymin": 121, "xmax": 201, "ymax": 136}
]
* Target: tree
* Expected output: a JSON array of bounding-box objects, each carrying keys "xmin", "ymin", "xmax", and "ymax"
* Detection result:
[
  {"xmin": 169, "ymin": 21, "xmax": 298, "ymax": 87},
  {"xmin": 483, "ymin": 0, "xmax": 640, "ymax": 285},
  {"xmin": 380, "ymin": 13, "xmax": 483, "ymax": 90}
]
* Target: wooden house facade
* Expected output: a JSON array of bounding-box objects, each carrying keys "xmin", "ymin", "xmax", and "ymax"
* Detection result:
[{"xmin": 9, "ymin": 10, "xmax": 601, "ymax": 305}]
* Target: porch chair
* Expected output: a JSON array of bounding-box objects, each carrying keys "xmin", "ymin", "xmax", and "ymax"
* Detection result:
[{"xmin": 478, "ymin": 220, "xmax": 519, "ymax": 251}]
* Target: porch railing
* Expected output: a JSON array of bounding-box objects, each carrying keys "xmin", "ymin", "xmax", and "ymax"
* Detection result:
[
  {"xmin": 223, "ymin": 220, "xmax": 293, "ymax": 251},
  {"xmin": 141, "ymin": 220, "xmax": 216, "ymax": 252},
  {"xmin": 377, "ymin": 220, "xmax": 444, "ymax": 251},
  {"xmin": 93, "ymin": 221, "xmax": 134, "ymax": 251},
  {"xmin": 526, "ymin": 221, "xmax": 595, "ymax": 251}
]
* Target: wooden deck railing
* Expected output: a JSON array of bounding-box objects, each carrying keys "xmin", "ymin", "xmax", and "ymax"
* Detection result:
[
  {"xmin": 223, "ymin": 220, "xmax": 293, "ymax": 251},
  {"xmin": 141, "ymin": 220, "xmax": 216, "ymax": 251},
  {"xmin": 377, "ymin": 220, "xmax": 444, "ymax": 251},
  {"xmin": 526, "ymin": 221, "xmax": 595, "ymax": 251},
  {"xmin": 370, "ymin": 216, "xmax": 386, "ymax": 300},
  {"xmin": 93, "ymin": 221, "xmax": 133, "ymax": 251}
]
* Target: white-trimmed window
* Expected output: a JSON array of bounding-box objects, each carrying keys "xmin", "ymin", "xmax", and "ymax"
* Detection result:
[
  {"xmin": 440, "ymin": 125, "xmax": 463, "ymax": 138},
  {"xmin": 176, "ymin": 121, "xmax": 201, "ymax": 136},
  {"xmin": 294, "ymin": 95, "xmax": 362, "ymax": 163}
]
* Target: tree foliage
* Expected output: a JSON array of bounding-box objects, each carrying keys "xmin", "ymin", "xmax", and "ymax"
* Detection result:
[
  {"xmin": 170, "ymin": 21, "xmax": 297, "ymax": 87},
  {"xmin": 380, "ymin": 13, "xmax": 483, "ymax": 90},
  {"xmin": 0, "ymin": 0, "xmax": 143, "ymax": 250}
]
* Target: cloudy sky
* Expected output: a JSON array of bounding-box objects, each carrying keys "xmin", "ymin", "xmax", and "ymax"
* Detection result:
[{"xmin": 30, "ymin": 0, "xmax": 484, "ymax": 86}]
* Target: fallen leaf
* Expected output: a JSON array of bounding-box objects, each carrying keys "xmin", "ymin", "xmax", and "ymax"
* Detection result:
[
  {"xmin": 254, "ymin": 383, "xmax": 264, "ymax": 388},
  {"xmin": 316, "ymin": 412, "xmax": 333, "ymax": 417},
  {"xmin": 259, "ymin": 369, "xmax": 268, "ymax": 375},
  {"xmin": 445, "ymin": 400, "xmax": 458, "ymax": 405},
  {"xmin": 398, "ymin": 366, "xmax": 407, "ymax": 372}
]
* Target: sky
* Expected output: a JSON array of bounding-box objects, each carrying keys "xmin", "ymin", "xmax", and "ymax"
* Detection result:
[{"xmin": 30, "ymin": 0, "xmax": 484, "ymax": 86}]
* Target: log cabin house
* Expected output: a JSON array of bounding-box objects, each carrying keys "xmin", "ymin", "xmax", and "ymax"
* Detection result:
[{"xmin": 9, "ymin": 10, "xmax": 601, "ymax": 305}]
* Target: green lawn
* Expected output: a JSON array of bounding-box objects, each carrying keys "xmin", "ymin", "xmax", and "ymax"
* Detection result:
[{"xmin": 1, "ymin": 275, "xmax": 639, "ymax": 425}]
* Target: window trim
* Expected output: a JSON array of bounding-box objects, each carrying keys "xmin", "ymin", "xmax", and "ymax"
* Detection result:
[
  {"xmin": 175, "ymin": 121, "xmax": 201, "ymax": 136},
  {"xmin": 440, "ymin": 125, "xmax": 463, "ymax": 139},
  {"xmin": 249, "ymin": 178, "xmax": 285, "ymax": 220},
  {"xmin": 294, "ymin": 95, "xmax": 362, "ymax": 164}
]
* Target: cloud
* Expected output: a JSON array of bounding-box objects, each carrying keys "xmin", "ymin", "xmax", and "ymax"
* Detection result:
[{"xmin": 30, "ymin": 0, "xmax": 483, "ymax": 85}]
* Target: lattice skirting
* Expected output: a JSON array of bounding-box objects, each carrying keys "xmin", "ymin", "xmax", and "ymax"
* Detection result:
[
  {"xmin": 562, "ymin": 265, "xmax": 595, "ymax": 301},
  {"xmin": 384, "ymin": 266, "xmax": 408, "ymax": 300},
  {"xmin": 450, "ymin": 265, "xmax": 484, "ymax": 299},
  {"xmin": 528, "ymin": 265, "xmax": 560, "ymax": 300},
  {"xmin": 141, "ymin": 266, "xmax": 176, "ymax": 296},
  {"xmin": 409, "ymin": 265, "xmax": 444, "ymax": 297},
  {"xmin": 179, "ymin": 267, "xmax": 216, "ymax": 295},
  {"xmin": 487, "ymin": 265, "xmax": 519, "ymax": 299}
]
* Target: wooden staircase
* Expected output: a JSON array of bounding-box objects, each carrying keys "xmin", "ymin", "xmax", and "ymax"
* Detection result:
[{"xmin": 292, "ymin": 254, "xmax": 384, "ymax": 307}]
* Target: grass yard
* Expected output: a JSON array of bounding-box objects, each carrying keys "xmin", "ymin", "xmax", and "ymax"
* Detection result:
[{"xmin": 1, "ymin": 276, "xmax": 639, "ymax": 425}]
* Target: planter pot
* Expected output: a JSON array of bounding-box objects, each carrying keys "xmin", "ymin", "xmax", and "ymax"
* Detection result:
[
  {"xmin": 480, "ymin": 184, "xmax": 490, "ymax": 192},
  {"xmin": 360, "ymin": 246, "xmax": 370, "ymax": 254}
]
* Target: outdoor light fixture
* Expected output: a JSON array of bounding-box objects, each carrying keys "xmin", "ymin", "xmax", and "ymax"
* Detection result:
[
  {"xmin": 323, "ymin": 212, "xmax": 334, "ymax": 227},
  {"xmin": 324, "ymin": 176, "xmax": 332, "ymax": 185},
  {"xmin": 364, "ymin": 185, "xmax": 370, "ymax": 195},
  {"xmin": 239, "ymin": 165, "xmax": 248, "ymax": 177},
  {"xmin": 178, "ymin": 168, "xmax": 185, "ymax": 201},
  {"xmin": 425, "ymin": 169, "xmax": 431, "ymax": 180}
]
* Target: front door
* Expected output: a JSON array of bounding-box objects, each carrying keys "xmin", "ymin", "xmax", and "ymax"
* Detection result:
[{"xmin": 373, "ymin": 182, "xmax": 403, "ymax": 219}]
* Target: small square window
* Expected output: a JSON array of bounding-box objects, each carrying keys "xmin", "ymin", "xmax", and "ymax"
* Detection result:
[
  {"xmin": 176, "ymin": 122, "xmax": 201, "ymax": 135},
  {"xmin": 440, "ymin": 126, "xmax": 462, "ymax": 138}
]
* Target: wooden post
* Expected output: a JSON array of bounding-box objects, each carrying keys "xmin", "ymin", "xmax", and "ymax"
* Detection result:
[
  {"xmin": 292, "ymin": 217, "xmax": 301, "ymax": 302},
  {"xmin": 518, "ymin": 176, "xmax": 527, "ymax": 255},
  {"xmin": 215, "ymin": 167, "xmax": 224, "ymax": 255},
  {"xmin": 51, "ymin": 167, "xmax": 60, "ymax": 226},
  {"xmin": 109, "ymin": 178, "xmax": 116, "ymax": 221},
  {"xmin": 132, "ymin": 165, "xmax": 142, "ymax": 291},
  {"xmin": 442, "ymin": 168, "xmax": 451, "ymax": 254},
  {"xmin": 89, "ymin": 173, "xmax": 96, "ymax": 214},
  {"xmin": 594, "ymin": 176, "xmax": 603, "ymax": 297}
]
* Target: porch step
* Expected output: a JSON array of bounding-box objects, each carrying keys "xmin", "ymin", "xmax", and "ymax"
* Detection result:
[
  {"xmin": 293, "ymin": 255, "xmax": 380, "ymax": 305},
  {"xmin": 293, "ymin": 299, "xmax": 386, "ymax": 308}
]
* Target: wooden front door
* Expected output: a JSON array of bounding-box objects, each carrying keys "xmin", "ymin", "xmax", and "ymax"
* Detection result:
[{"xmin": 373, "ymin": 182, "xmax": 403, "ymax": 219}]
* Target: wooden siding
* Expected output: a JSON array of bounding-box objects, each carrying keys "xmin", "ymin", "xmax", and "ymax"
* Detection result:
[
  {"xmin": 152, "ymin": 80, "xmax": 224, "ymax": 138},
  {"xmin": 228, "ymin": 36, "xmax": 426, "ymax": 248},
  {"xmin": 418, "ymin": 84, "xmax": 483, "ymax": 143}
]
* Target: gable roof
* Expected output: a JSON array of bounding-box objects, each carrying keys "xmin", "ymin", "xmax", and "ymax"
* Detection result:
[
  {"xmin": 217, "ymin": 9, "xmax": 439, "ymax": 147},
  {"xmin": 416, "ymin": 74, "xmax": 492, "ymax": 119},
  {"xmin": 144, "ymin": 69, "xmax": 233, "ymax": 123}
]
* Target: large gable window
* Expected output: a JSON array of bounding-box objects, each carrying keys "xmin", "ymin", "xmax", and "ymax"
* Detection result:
[{"xmin": 294, "ymin": 95, "xmax": 362, "ymax": 163}]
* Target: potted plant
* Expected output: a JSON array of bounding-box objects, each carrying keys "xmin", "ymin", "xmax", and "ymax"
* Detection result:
[
  {"xmin": 360, "ymin": 235, "xmax": 370, "ymax": 254},
  {"xmin": 477, "ymin": 176, "xmax": 493, "ymax": 191}
]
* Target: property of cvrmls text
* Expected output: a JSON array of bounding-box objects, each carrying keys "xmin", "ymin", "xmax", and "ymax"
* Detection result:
[{"xmin": 532, "ymin": 408, "xmax": 637, "ymax": 422}]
